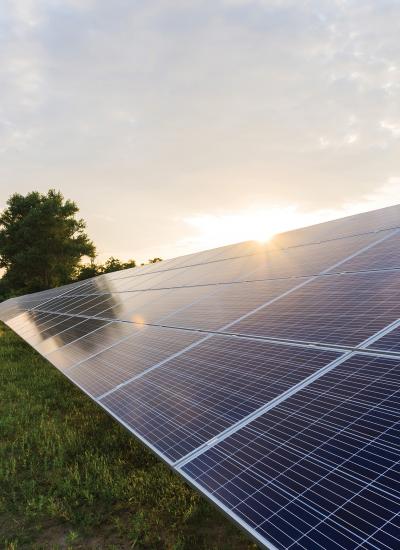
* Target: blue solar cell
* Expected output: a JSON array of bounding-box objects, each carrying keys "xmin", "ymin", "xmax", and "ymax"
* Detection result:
[
  {"xmin": 181, "ymin": 353, "xmax": 400, "ymax": 549},
  {"xmin": 101, "ymin": 337, "xmax": 340, "ymax": 462},
  {"xmin": 367, "ymin": 325, "xmax": 400, "ymax": 354},
  {"xmin": 332, "ymin": 230, "xmax": 400, "ymax": 273},
  {"xmin": 67, "ymin": 325, "xmax": 203, "ymax": 397},
  {"xmin": 227, "ymin": 270, "xmax": 400, "ymax": 347}
]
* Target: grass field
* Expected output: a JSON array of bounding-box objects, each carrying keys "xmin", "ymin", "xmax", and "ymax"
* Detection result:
[{"xmin": 0, "ymin": 323, "xmax": 257, "ymax": 550}]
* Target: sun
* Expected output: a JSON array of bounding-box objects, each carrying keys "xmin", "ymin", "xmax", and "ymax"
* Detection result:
[
  {"xmin": 183, "ymin": 206, "xmax": 302, "ymax": 250},
  {"xmin": 255, "ymin": 232, "xmax": 275, "ymax": 244}
]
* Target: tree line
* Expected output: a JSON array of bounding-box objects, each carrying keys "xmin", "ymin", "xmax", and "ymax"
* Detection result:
[{"xmin": 0, "ymin": 190, "xmax": 162, "ymax": 300}]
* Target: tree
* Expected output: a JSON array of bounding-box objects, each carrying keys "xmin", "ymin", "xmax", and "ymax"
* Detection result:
[
  {"xmin": 101, "ymin": 256, "xmax": 136, "ymax": 274},
  {"xmin": 75, "ymin": 257, "xmax": 137, "ymax": 280},
  {"xmin": 148, "ymin": 257, "xmax": 162, "ymax": 263},
  {"xmin": 74, "ymin": 261, "xmax": 101, "ymax": 281},
  {"xmin": 0, "ymin": 189, "xmax": 95, "ymax": 294}
]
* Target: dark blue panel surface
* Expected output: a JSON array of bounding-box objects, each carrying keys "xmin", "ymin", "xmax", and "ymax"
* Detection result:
[
  {"xmin": 101, "ymin": 337, "xmax": 340, "ymax": 462},
  {"xmin": 182, "ymin": 353, "xmax": 400, "ymax": 549},
  {"xmin": 227, "ymin": 270, "xmax": 400, "ymax": 347},
  {"xmin": 367, "ymin": 325, "xmax": 400, "ymax": 354},
  {"xmin": 68, "ymin": 325, "xmax": 203, "ymax": 398},
  {"xmin": 331, "ymin": 231, "xmax": 400, "ymax": 273}
]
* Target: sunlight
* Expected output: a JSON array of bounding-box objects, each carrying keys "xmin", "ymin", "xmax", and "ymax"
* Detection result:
[
  {"xmin": 182, "ymin": 206, "xmax": 309, "ymax": 251},
  {"xmin": 178, "ymin": 185, "xmax": 400, "ymax": 257}
]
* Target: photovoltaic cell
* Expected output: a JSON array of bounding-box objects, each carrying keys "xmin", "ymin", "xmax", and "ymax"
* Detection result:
[
  {"xmin": 332, "ymin": 230, "xmax": 400, "ymax": 273},
  {"xmin": 161, "ymin": 278, "xmax": 301, "ymax": 331},
  {"xmin": 101, "ymin": 337, "xmax": 341, "ymax": 462},
  {"xmin": 35, "ymin": 317, "xmax": 113, "ymax": 355},
  {"xmin": 367, "ymin": 325, "xmax": 400, "ymax": 354},
  {"xmin": 8, "ymin": 311, "xmax": 77, "ymax": 343},
  {"xmin": 273, "ymin": 203, "xmax": 400, "ymax": 248},
  {"xmin": 67, "ymin": 325, "xmax": 203, "ymax": 398},
  {"xmin": 182, "ymin": 353, "xmax": 400, "ymax": 549},
  {"xmin": 227, "ymin": 270, "xmax": 400, "ymax": 347},
  {"xmin": 242, "ymin": 231, "xmax": 392, "ymax": 283},
  {"xmin": 44, "ymin": 320, "xmax": 136, "ymax": 370}
]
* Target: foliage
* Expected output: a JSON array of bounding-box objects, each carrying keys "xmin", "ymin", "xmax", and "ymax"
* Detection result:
[
  {"xmin": 148, "ymin": 257, "xmax": 162, "ymax": 264},
  {"xmin": 0, "ymin": 324, "xmax": 256, "ymax": 550},
  {"xmin": 0, "ymin": 190, "xmax": 95, "ymax": 295},
  {"xmin": 74, "ymin": 257, "xmax": 138, "ymax": 281},
  {"xmin": 102, "ymin": 256, "xmax": 137, "ymax": 274}
]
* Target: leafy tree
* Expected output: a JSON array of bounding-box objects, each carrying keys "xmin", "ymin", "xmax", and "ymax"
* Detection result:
[
  {"xmin": 148, "ymin": 257, "xmax": 162, "ymax": 263},
  {"xmin": 75, "ymin": 257, "xmax": 137, "ymax": 280},
  {"xmin": 101, "ymin": 256, "xmax": 136, "ymax": 274},
  {"xmin": 0, "ymin": 189, "xmax": 95, "ymax": 294},
  {"xmin": 74, "ymin": 262, "xmax": 101, "ymax": 281}
]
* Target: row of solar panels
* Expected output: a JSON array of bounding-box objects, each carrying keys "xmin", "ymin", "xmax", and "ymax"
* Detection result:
[{"xmin": 1, "ymin": 204, "xmax": 400, "ymax": 549}]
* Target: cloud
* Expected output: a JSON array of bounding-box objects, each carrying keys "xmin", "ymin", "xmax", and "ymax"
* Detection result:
[{"xmin": 0, "ymin": 0, "xmax": 399, "ymax": 260}]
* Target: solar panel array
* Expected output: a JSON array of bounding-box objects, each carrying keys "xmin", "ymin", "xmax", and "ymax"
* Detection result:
[{"xmin": 1, "ymin": 203, "xmax": 400, "ymax": 549}]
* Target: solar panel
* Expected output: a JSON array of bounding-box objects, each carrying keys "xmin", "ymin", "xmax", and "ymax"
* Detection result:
[
  {"xmin": 367, "ymin": 325, "xmax": 400, "ymax": 354},
  {"xmin": 181, "ymin": 353, "xmax": 400, "ymax": 549},
  {"xmin": 101, "ymin": 338, "xmax": 342, "ymax": 462},
  {"xmin": 1, "ymin": 204, "xmax": 400, "ymax": 549},
  {"xmin": 225, "ymin": 270, "xmax": 400, "ymax": 348}
]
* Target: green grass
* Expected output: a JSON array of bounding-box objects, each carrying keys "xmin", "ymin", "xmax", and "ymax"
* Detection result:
[{"xmin": 0, "ymin": 323, "xmax": 257, "ymax": 550}]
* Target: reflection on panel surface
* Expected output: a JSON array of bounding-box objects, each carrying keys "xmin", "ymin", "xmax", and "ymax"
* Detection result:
[
  {"xmin": 182, "ymin": 353, "xmax": 400, "ymax": 549},
  {"xmin": 68, "ymin": 325, "xmax": 203, "ymax": 398},
  {"xmin": 45, "ymin": 321, "xmax": 136, "ymax": 370},
  {"xmin": 101, "ymin": 338, "xmax": 340, "ymax": 462},
  {"xmin": 162, "ymin": 278, "xmax": 300, "ymax": 331},
  {"xmin": 273, "ymin": 203, "xmax": 400, "ymax": 248}
]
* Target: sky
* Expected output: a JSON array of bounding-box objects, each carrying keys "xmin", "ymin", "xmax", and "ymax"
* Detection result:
[{"xmin": 1, "ymin": 0, "xmax": 400, "ymax": 263}]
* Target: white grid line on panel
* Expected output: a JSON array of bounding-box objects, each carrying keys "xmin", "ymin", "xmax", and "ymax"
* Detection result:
[
  {"xmin": 102, "ymin": 228, "xmax": 399, "ymax": 405},
  {"xmin": 248, "ymin": 365, "xmax": 400, "ymax": 548},
  {"xmin": 248, "ymin": 363, "xmax": 400, "ymax": 547},
  {"xmin": 42, "ymin": 320, "xmax": 113, "ymax": 357},
  {"xmin": 175, "ymin": 305, "xmax": 400, "ymax": 469},
  {"xmin": 181, "ymin": 354, "xmax": 400, "ymax": 550},
  {"xmin": 33, "ymin": 266, "xmax": 400, "ymax": 298},
  {"xmin": 358, "ymin": 317, "xmax": 400, "ymax": 350},
  {"xmin": 27, "ymin": 277, "xmax": 96, "ymax": 312},
  {"xmin": 97, "ymin": 333, "xmax": 213, "ymax": 399},
  {"xmin": 59, "ymin": 283, "xmax": 224, "ymax": 373},
  {"xmin": 174, "ymin": 351, "xmax": 353, "ymax": 468},
  {"xmin": 62, "ymin": 328, "xmax": 143, "ymax": 372},
  {"xmin": 354, "ymin": 510, "xmax": 400, "ymax": 550},
  {"xmin": 25, "ymin": 306, "xmax": 400, "ymax": 363},
  {"xmin": 178, "ymin": 467, "xmax": 279, "ymax": 550},
  {"xmin": 31, "ymin": 317, "xmax": 92, "ymax": 352}
]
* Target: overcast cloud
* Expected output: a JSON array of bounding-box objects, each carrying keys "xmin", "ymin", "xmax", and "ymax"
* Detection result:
[{"xmin": 1, "ymin": 0, "xmax": 400, "ymax": 261}]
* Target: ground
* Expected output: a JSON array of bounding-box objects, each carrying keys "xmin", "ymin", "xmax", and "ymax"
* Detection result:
[{"xmin": 0, "ymin": 323, "xmax": 257, "ymax": 550}]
